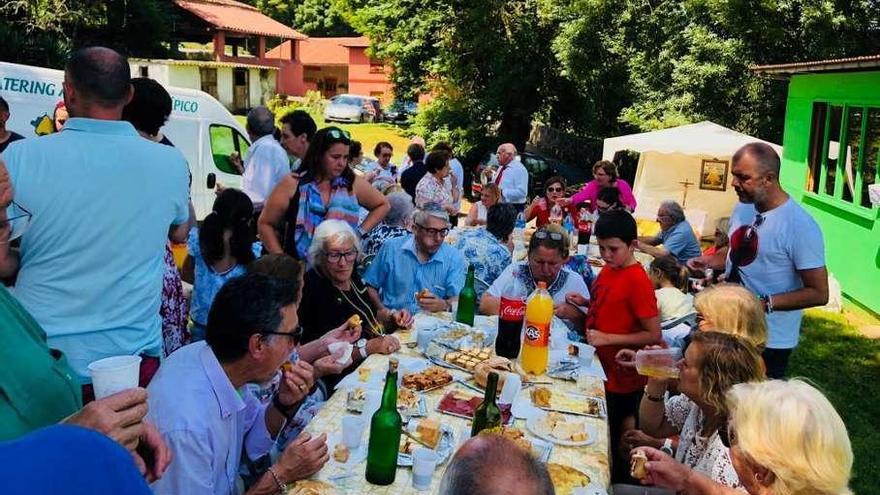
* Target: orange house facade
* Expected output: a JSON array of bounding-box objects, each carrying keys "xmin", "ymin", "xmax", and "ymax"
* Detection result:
[{"xmin": 267, "ymin": 37, "xmax": 395, "ymax": 103}]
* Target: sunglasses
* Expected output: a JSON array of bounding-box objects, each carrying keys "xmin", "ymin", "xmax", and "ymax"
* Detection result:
[
  {"xmin": 743, "ymin": 213, "xmax": 764, "ymax": 242},
  {"xmin": 326, "ymin": 128, "xmax": 352, "ymax": 142},
  {"xmin": 416, "ymin": 223, "xmax": 449, "ymax": 237},
  {"xmin": 262, "ymin": 325, "xmax": 303, "ymax": 344},
  {"xmin": 1, "ymin": 201, "xmax": 33, "ymax": 243},
  {"xmin": 546, "ymin": 186, "xmax": 564, "ymax": 193},
  {"xmin": 533, "ymin": 230, "xmax": 564, "ymax": 242}
]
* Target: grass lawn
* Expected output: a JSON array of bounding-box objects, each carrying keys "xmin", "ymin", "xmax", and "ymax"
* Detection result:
[
  {"xmin": 234, "ymin": 114, "xmax": 412, "ymax": 164},
  {"xmin": 789, "ymin": 310, "xmax": 880, "ymax": 494}
]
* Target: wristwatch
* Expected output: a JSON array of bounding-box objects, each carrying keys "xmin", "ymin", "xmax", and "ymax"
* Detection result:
[
  {"xmin": 660, "ymin": 438, "xmax": 674, "ymax": 456},
  {"xmin": 355, "ymin": 338, "xmax": 368, "ymax": 359}
]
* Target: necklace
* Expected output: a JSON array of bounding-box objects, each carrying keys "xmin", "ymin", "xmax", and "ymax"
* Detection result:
[{"xmin": 336, "ymin": 281, "xmax": 384, "ymax": 337}]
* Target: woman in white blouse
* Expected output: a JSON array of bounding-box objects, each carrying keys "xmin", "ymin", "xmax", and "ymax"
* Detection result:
[
  {"xmin": 637, "ymin": 332, "xmax": 765, "ymax": 490},
  {"xmin": 466, "ymin": 183, "xmax": 501, "ymax": 226}
]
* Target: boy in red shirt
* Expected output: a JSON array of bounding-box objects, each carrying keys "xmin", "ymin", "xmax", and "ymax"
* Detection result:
[{"xmin": 584, "ymin": 209, "xmax": 661, "ymax": 482}]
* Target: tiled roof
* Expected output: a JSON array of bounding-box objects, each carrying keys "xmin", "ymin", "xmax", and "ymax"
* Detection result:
[
  {"xmin": 751, "ymin": 54, "xmax": 880, "ymax": 75},
  {"xmin": 174, "ymin": 0, "xmax": 307, "ymax": 39}
]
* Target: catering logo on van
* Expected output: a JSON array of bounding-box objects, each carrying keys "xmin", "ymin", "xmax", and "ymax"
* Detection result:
[{"xmin": 172, "ymin": 97, "xmax": 199, "ymax": 113}]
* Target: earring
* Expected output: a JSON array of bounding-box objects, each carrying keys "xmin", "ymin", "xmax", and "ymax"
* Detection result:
[{"xmin": 754, "ymin": 473, "xmax": 764, "ymax": 483}]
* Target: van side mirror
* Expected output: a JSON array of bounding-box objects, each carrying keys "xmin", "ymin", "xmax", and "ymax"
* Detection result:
[{"xmin": 206, "ymin": 173, "xmax": 216, "ymax": 189}]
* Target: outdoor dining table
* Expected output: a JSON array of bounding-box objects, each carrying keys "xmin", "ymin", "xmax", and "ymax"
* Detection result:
[{"xmin": 301, "ymin": 313, "xmax": 611, "ymax": 494}]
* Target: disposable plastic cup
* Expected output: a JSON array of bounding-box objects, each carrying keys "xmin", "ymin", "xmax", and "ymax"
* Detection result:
[
  {"xmin": 412, "ymin": 447, "xmax": 438, "ymax": 490},
  {"xmin": 574, "ymin": 343, "xmax": 596, "ymax": 367},
  {"xmin": 87, "ymin": 355, "xmax": 142, "ymax": 399},
  {"xmin": 635, "ymin": 348, "xmax": 682, "ymax": 379},
  {"xmin": 498, "ymin": 372, "xmax": 521, "ymax": 405},
  {"xmin": 362, "ymin": 389, "xmax": 382, "ymax": 418},
  {"xmin": 341, "ymin": 415, "xmax": 364, "ymax": 450}
]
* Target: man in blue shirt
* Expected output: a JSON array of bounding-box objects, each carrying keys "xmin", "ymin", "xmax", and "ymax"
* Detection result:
[
  {"xmin": 148, "ymin": 274, "xmax": 328, "ymax": 495},
  {"xmin": 637, "ymin": 200, "xmax": 702, "ymax": 264},
  {"xmin": 364, "ymin": 204, "xmax": 467, "ymax": 314},
  {"xmin": 0, "ymin": 47, "xmax": 192, "ymax": 387}
]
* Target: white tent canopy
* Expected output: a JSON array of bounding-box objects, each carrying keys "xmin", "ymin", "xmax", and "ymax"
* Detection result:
[{"xmin": 602, "ymin": 121, "xmax": 782, "ymax": 238}]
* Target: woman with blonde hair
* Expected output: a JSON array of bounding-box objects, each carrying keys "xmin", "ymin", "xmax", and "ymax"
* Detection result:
[
  {"xmin": 634, "ymin": 332, "xmax": 765, "ymax": 489},
  {"xmin": 634, "ymin": 379, "xmax": 853, "ymax": 495},
  {"xmin": 466, "ymin": 182, "xmax": 501, "ymax": 226},
  {"xmin": 694, "ymin": 283, "xmax": 768, "ymax": 350}
]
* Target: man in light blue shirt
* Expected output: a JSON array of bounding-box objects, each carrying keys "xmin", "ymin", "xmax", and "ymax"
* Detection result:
[
  {"xmin": 637, "ymin": 200, "xmax": 702, "ymax": 264},
  {"xmin": 148, "ymin": 274, "xmax": 328, "ymax": 495},
  {"xmin": 0, "ymin": 47, "xmax": 191, "ymax": 384},
  {"xmin": 364, "ymin": 204, "xmax": 467, "ymax": 314}
]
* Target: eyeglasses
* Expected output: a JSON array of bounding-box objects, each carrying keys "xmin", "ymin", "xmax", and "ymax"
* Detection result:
[
  {"xmin": 533, "ymin": 230, "xmax": 564, "ymax": 242},
  {"xmin": 262, "ymin": 325, "xmax": 303, "ymax": 344},
  {"xmin": 326, "ymin": 250, "xmax": 358, "ymax": 263},
  {"xmin": 416, "ymin": 223, "xmax": 449, "ymax": 237},
  {"xmin": 1, "ymin": 201, "xmax": 33, "ymax": 244},
  {"xmin": 326, "ymin": 128, "xmax": 352, "ymax": 142}
]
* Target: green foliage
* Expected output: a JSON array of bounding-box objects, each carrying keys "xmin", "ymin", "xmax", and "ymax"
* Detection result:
[{"xmin": 253, "ymin": 0, "xmax": 356, "ymax": 36}]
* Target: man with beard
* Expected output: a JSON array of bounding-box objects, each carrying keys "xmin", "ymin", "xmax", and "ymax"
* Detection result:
[{"xmin": 691, "ymin": 143, "xmax": 827, "ymax": 378}]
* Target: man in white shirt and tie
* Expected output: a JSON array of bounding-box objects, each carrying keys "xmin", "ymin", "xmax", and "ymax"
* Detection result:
[{"xmin": 492, "ymin": 143, "xmax": 529, "ymax": 212}]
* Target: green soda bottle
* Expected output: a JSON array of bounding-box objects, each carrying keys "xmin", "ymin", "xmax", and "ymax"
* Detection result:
[
  {"xmin": 365, "ymin": 358, "xmax": 402, "ymax": 485},
  {"xmin": 455, "ymin": 265, "xmax": 477, "ymax": 326}
]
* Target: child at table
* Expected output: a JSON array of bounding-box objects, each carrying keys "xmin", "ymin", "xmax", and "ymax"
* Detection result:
[
  {"xmin": 580, "ymin": 209, "xmax": 661, "ymax": 482},
  {"xmin": 648, "ymin": 254, "xmax": 694, "ymax": 325}
]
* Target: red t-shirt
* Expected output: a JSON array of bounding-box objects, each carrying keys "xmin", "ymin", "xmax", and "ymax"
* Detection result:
[
  {"xmin": 532, "ymin": 201, "xmax": 579, "ymax": 228},
  {"xmin": 586, "ymin": 263, "xmax": 659, "ymax": 394}
]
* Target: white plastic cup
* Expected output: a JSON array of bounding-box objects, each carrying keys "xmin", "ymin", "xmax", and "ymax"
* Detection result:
[
  {"xmin": 87, "ymin": 355, "xmax": 142, "ymax": 399},
  {"xmin": 574, "ymin": 343, "xmax": 596, "ymax": 367},
  {"xmin": 412, "ymin": 447, "xmax": 438, "ymax": 490},
  {"xmin": 341, "ymin": 415, "xmax": 365, "ymax": 450},
  {"xmin": 498, "ymin": 372, "xmax": 521, "ymax": 406}
]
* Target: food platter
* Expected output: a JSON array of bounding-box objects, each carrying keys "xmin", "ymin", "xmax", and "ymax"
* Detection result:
[
  {"xmin": 397, "ymin": 420, "xmax": 455, "ymax": 466},
  {"xmin": 345, "ymin": 387, "xmax": 428, "ymax": 417},
  {"xmin": 526, "ymin": 412, "xmax": 597, "ymax": 446},
  {"xmin": 530, "ymin": 387, "xmax": 607, "ymax": 418}
]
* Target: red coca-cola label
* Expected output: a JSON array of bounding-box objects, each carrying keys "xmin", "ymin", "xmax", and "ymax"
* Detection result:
[{"xmin": 499, "ymin": 297, "xmax": 525, "ymax": 321}]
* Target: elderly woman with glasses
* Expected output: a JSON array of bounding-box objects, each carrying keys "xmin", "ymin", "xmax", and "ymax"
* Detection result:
[
  {"xmin": 525, "ymin": 176, "xmax": 572, "ymax": 228},
  {"xmin": 480, "ymin": 224, "xmax": 589, "ymax": 327},
  {"xmin": 619, "ymin": 332, "xmax": 765, "ymax": 492},
  {"xmin": 298, "ymin": 220, "xmax": 411, "ymax": 387},
  {"xmin": 634, "ymin": 379, "xmax": 853, "ymax": 495},
  {"xmin": 259, "ymin": 126, "xmax": 390, "ymax": 261}
]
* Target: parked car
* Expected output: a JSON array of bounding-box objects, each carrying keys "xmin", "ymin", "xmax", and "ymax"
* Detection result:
[
  {"xmin": 384, "ymin": 100, "xmax": 417, "ymax": 123},
  {"xmin": 324, "ymin": 94, "xmax": 382, "ymax": 123},
  {"xmin": 470, "ymin": 151, "xmax": 590, "ymax": 201}
]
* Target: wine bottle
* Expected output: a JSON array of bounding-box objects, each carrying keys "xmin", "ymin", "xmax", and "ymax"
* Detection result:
[
  {"xmin": 455, "ymin": 265, "xmax": 476, "ymax": 326},
  {"xmin": 365, "ymin": 358, "xmax": 402, "ymax": 485},
  {"xmin": 471, "ymin": 371, "xmax": 502, "ymax": 436}
]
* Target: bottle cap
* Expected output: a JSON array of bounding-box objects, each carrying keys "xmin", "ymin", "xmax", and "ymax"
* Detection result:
[
  {"xmin": 537, "ymin": 281, "xmax": 547, "ymax": 289},
  {"xmin": 388, "ymin": 357, "xmax": 399, "ymax": 372}
]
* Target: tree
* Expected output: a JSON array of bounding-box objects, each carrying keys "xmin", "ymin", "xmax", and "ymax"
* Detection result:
[{"xmin": 253, "ymin": 0, "xmax": 357, "ymax": 36}]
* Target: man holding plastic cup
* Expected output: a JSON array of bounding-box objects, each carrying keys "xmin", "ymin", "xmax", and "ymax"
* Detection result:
[{"xmin": 147, "ymin": 273, "xmax": 329, "ymax": 494}]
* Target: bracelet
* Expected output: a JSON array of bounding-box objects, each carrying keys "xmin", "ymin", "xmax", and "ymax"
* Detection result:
[
  {"xmin": 761, "ymin": 294, "xmax": 774, "ymax": 314},
  {"xmin": 267, "ymin": 466, "xmax": 286, "ymax": 494}
]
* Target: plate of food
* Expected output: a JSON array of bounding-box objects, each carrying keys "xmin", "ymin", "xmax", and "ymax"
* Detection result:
[
  {"xmin": 285, "ymin": 479, "xmax": 338, "ymax": 495},
  {"xmin": 526, "ymin": 412, "xmax": 596, "ymax": 446},
  {"xmin": 478, "ymin": 425, "xmax": 553, "ymax": 463},
  {"xmin": 398, "ymin": 418, "xmax": 455, "ymax": 466},
  {"xmin": 402, "ymin": 366, "xmax": 454, "ymax": 392},
  {"xmin": 546, "ymin": 463, "xmax": 592, "ymax": 495},
  {"xmin": 436, "ymin": 389, "xmax": 514, "ymax": 425},
  {"xmin": 530, "ymin": 387, "xmax": 606, "ymax": 418},
  {"xmin": 346, "ymin": 387, "xmax": 427, "ymax": 417},
  {"xmin": 442, "ymin": 347, "xmax": 494, "ymax": 372}
]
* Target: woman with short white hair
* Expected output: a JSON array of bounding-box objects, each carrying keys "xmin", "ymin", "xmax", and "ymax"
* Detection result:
[
  {"xmin": 299, "ymin": 220, "xmax": 412, "ymax": 388},
  {"xmin": 361, "ymin": 191, "xmax": 414, "ymax": 259},
  {"xmin": 634, "ymin": 379, "xmax": 853, "ymax": 495}
]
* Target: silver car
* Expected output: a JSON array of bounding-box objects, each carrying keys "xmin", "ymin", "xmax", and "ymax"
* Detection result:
[{"xmin": 324, "ymin": 94, "xmax": 381, "ymax": 123}]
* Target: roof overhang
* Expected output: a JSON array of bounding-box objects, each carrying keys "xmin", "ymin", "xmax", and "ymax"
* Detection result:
[
  {"xmin": 751, "ymin": 54, "xmax": 880, "ymax": 79},
  {"xmin": 130, "ymin": 58, "xmax": 279, "ymax": 71},
  {"xmin": 173, "ymin": 0, "xmax": 307, "ymax": 40}
]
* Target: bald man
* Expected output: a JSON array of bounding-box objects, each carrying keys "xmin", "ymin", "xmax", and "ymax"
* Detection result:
[
  {"xmin": 492, "ymin": 143, "xmax": 529, "ymax": 212},
  {"xmin": 439, "ymin": 434, "xmax": 554, "ymax": 495}
]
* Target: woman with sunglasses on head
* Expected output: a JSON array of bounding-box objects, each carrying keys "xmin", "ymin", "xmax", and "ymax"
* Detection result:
[
  {"xmin": 634, "ymin": 379, "xmax": 853, "ymax": 495},
  {"xmin": 259, "ymin": 127, "xmax": 390, "ymax": 261},
  {"xmin": 563, "ymin": 160, "xmax": 637, "ymax": 213},
  {"xmin": 524, "ymin": 176, "xmax": 571, "ymax": 227},
  {"xmin": 615, "ymin": 332, "xmax": 765, "ymax": 493},
  {"xmin": 297, "ymin": 220, "xmax": 411, "ymax": 390}
]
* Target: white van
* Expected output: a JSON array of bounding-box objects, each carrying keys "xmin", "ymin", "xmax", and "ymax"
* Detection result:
[{"xmin": 0, "ymin": 61, "xmax": 251, "ymax": 219}]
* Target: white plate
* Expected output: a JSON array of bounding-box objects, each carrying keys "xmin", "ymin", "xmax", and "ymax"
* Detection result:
[{"xmin": 526, "ymin": 414, "xmax": 597, "ymax": 447}]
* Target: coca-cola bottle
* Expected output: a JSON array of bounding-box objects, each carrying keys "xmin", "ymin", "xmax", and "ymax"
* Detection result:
[
  {"xmin": 496, "ymin": 272, "xmax": 527, "ymax": 359},
  {"xmin": 576, "ymin": 206, "xmax": 593, "ymax": 253},
  {"xmin": 549, "ymin": 203, "xmax": 564, "ymax": 225}
]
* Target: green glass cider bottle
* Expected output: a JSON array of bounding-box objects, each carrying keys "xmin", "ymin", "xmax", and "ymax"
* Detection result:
[
  {"xmin": 470, "ymin": 371, "xmax": 502, "ymax": 436},
  {"xmin": 365, "ymin": 358, "xmax": 402, "ymax": 485},
  {"xmin": 455, "ymin": 265, "xmax": 477, "ymax": 326}
]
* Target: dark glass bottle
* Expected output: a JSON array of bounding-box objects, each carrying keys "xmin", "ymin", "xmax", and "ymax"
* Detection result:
[
  {"xmin": 455, "ymin": 265, "xmax": 476, "ymax": 326},
  {"xmin": 365, "ymin": 358, "xmax": 402, "ymax": 485},
  {"xmin": 470, "ymin": 371, "xmax": 502, "ymax": 436}
]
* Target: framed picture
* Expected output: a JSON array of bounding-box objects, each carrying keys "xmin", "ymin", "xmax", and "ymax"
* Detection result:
[{"xmin": 700, "ymin": 159, "xmax": 729, "ymax": 191}]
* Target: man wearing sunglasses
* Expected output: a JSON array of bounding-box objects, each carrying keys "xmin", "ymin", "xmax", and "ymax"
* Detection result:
[
  {"xmin": 364, "ymin": 204, "xmax": 467, "ymax": 315},
  {"xmin": 712, "ymin": 143, "xmax": 827, "ymax": 378},
  {"xmin": 481, "ymin": 225, "xmax": 589, "ymax": 327},
  {"xmin": 148, "ymin": 273, "xmax": 328, "ymax": 494}
]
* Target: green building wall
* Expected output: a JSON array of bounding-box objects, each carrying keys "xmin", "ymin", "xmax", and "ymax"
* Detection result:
[{"xmin": 780, "ymin": 71, "xmax": 880, "ymax": 314}]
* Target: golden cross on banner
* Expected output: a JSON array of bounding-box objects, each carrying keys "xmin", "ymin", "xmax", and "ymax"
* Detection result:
[{"xmin": 679, "ymin": 179, "xmax": 695, "ymax": 207}]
